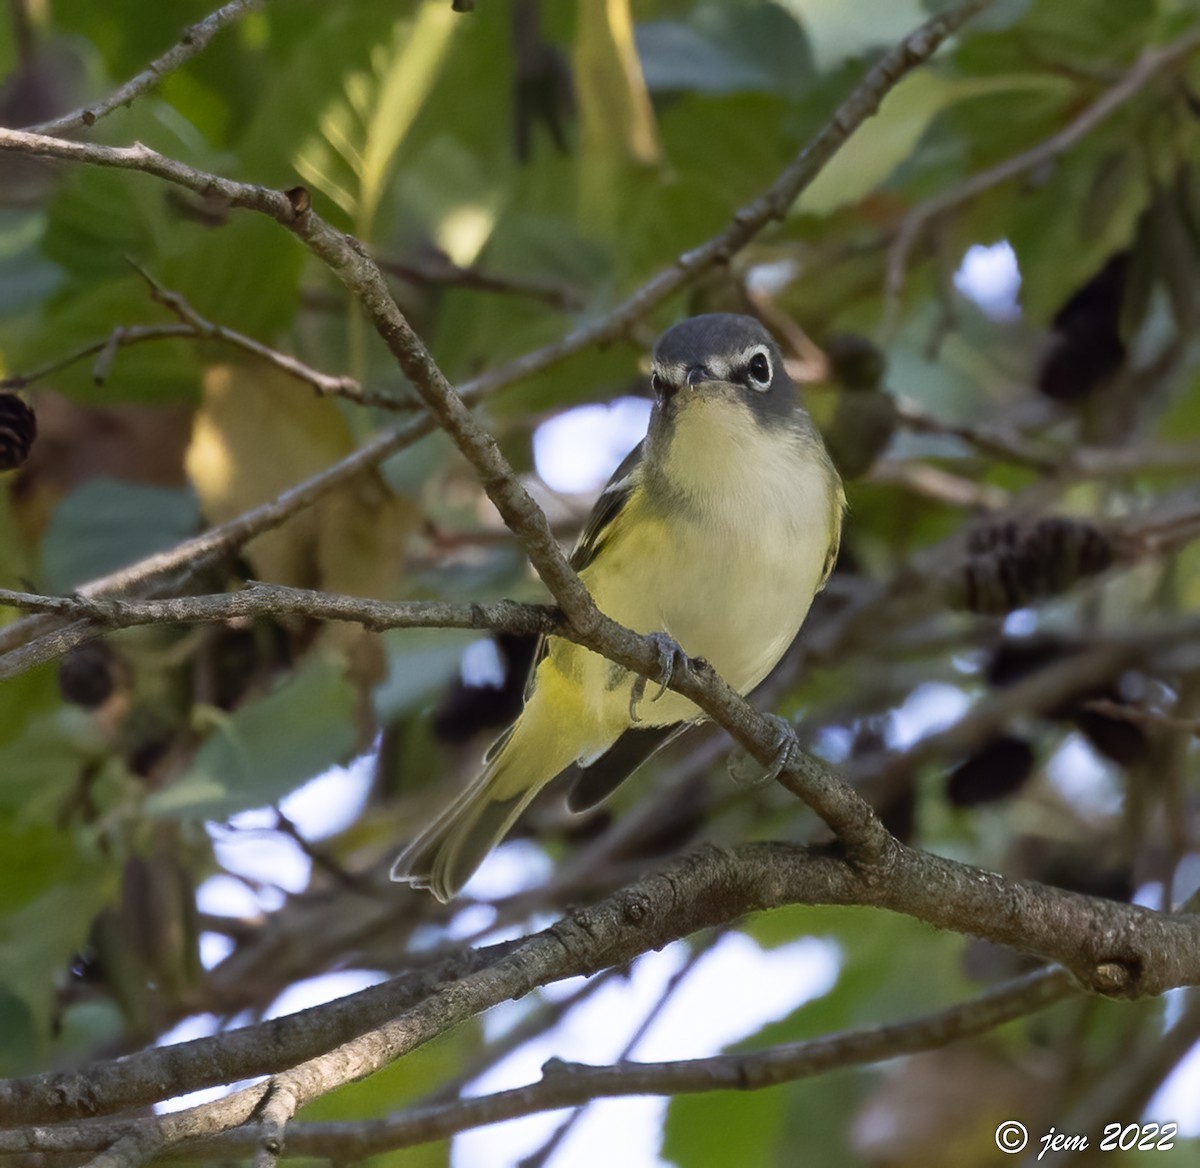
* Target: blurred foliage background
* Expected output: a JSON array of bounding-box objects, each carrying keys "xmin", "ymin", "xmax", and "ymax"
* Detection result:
[{"xmin": 3, "ymin": 0, "xmax": 1200, "ymax": 1164}]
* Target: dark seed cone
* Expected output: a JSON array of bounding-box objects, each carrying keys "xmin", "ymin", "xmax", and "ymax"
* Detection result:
[
  {"xmin": 947, "ymin": 735, "xmax": 1036, "ymax": 807},
  {"xmin": 0, "ymin": 394, "xmax": 37, "ymax": 471},
  {"xmin": 953, "ymin": 517, "xmax": 1114, "ymax": 615}
]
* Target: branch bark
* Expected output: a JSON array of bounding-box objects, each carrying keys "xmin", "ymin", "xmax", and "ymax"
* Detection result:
[
  {"xmin": 7, "ymin": 968, "xmax": 1073, "ymax": 1160},
  {"xmin": 7, "ymin": 831, "xmax": 1199, "ymax": 1154}
]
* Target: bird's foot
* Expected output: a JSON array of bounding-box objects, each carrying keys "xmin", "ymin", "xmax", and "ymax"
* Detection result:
[
  {"xmin": 629, "ymin": 632, "xmax": 690, "ymax": 723},
  {"xmin": 728, "ymin": 713, "xmax": 798, "ymax": 787}
]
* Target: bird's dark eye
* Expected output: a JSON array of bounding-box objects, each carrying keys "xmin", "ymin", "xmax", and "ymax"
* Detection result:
[
  {"xmin": 650, "ymin": 371, "xmax": 665, "ymax": 395},
  {"xmin": 747, "ymin": 351, "xmax": 772, "ymax": 388}
]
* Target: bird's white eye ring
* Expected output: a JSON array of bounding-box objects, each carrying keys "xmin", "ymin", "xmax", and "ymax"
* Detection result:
[
  {"xmin": 650, "ymin": 370, "xmax": 665, "ymax": 395},
  {"xmin": 746, "ymin": 348, "xmax": 772, "ymax": 389}
]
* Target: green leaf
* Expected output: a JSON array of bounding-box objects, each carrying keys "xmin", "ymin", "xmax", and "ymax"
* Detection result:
[
  {"xmin": 1008, "ymin": 139, "xmax": 1151, "ymax": 321},
  {"xmin": 160, "ymin": 213, "xmax": 307, "ymax": 341},
  {"xmin": 42, "ymin": 167, "xmax": 172, "ymax": 283},
  {"xmin": 0, "ymin": 706, "xmax": 106, "ymax": 822},
  {"xmin": 146, "ymin": 655, "xmax": 358, "ymax": 820},
  {"xmin": 295, "ymin": 2, "xmax": 459, "ymax": 238},
  {"xmin": 0, "ymin": 876, "xmax": 114, "ymax": 1051},
  {"xmin": 42, "ymin": 478, "xmax": 200, "ymax": 593},
  {"xmin": 783, "ymin": 0, "xmax": 926, "ymax": 68},
  {"xmin": 0, "ymin": 664, "xmax": 59, "ymax": 748},
  {"xmin": 0, "ymin": 986, "xmax": 39, "ymax": 1074},
  {"xmin": 799, "ymin": 70, "xmax": 1071, "ymax": 215},
  {"xmin": 0, "ymin": 210, "xmax": 61, "ymax": 318},
  {"xmin": 637, "ymin": 5, "xmax": 814, "ymax": 98}
]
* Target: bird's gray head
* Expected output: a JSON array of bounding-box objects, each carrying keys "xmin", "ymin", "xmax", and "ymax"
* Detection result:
[{"xmin": 649, "ymin": 313, "xmax": 797, "ymax": 427}]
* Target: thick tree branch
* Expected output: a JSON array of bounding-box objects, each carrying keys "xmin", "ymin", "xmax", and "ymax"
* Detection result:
[
  {"xmin": 0, "ymin": 941, "xmax": 517, "ymax": 1127},
  {"xmin": 22, "ymin": 0, "xmax": 270, "ymax": 137},
  {"xmin": 8, "ymin": 829, "xmax": 1199, "ymax": 1154},
  {"xmin": 9, "ymin": 967, "xmax": 1072, "ymax": 1159}
]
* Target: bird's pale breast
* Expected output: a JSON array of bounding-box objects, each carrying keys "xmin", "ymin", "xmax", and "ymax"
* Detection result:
[{"xmin": 573, "ymin": 395, "xmax": 835, "ymax": 731}]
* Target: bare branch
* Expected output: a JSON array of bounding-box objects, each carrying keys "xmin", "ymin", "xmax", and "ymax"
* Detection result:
[
  {"xmin": 1079, "ymin": 696, "xmax": 1199, "ymax": 738},
  {"xmin": 0, "ymin": 940, "xmax": 517, "ymax": 1127},
  {"xmin": 892, "ymin": 395, "xmax": 1061, "ymax": 471},
  {"xmin": 184, "ymin": 968, "xmax": 1068, "ymax": 1162},
  {"xmin": 3, "ymin": 820, "xmax": 1197, "ymax": 1156},
  {"xmin": 0, "ymin": 583, "xmax": 556, "ymax": 680},
  {"xmin": 0, "ymin": 323, "xmax": 195, "ymax": 389},
  {"xmin": 126, "ymin": 262, "xmax": 388, "ymax": 403},
  {"xmin": 885, "ymin": 26, "xmax": 1200, "ymax": 325},
  {"xmin": 41, "ymin": 969, "xmax": 1060, "ymax": 1162},
  {"xmin": 23, "ymin": 0, "xmax": 270, "ymax": 137}
]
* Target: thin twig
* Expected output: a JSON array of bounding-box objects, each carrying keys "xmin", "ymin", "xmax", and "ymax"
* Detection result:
[
  {"xmin": 126, "ymin": 261, "xmax": 389, "ymax": 404},
  {"xmin": 23, "ymin": 0, "xmax": 270, "ymax": 137},
  {"xmin": 0, "ymin": 323, "xmax": 196, "ymax": 389},
  {"xmin": 519, "ymin": 932, "xmax": 721, "ymax": 1168},
  {"xmin": 1079, "ymin": 697, "xmax": 1199, "ymax": 738},
  {"xmin": 892, "ymin": 395, "xmax": 1061, "ymax": 471}
]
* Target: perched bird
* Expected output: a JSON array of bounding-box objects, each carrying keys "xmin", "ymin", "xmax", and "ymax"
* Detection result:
[{"xmin": 393, "ymin": 314, "xmax": 845, "ymax": 901}]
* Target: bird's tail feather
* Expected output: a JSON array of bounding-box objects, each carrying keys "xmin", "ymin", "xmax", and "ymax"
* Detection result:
[
  {"xmin": 391, "ymin": 703, "xmax": 573, "ymax": 903},
  {"xmin": 391, "ymin": 782, "xmax": 533, "ymax": 904}
]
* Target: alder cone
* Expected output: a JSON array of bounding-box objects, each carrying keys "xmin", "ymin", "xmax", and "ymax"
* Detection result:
[{"xmin": 0, "ymin": 394, "xmax": 37, "ymax": 471}]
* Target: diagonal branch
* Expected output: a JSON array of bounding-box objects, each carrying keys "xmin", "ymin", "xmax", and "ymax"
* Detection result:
[
  {"xmin": 23, "ymin": 0, "xmax": 271, "ymax": 137},
  {"xmin": 0, "ymin": 0, "xmax": 993, "ymax": 678},
  {"xmin": 0, "ymin": 940, "xmax": 518, "ymax": 1127}
]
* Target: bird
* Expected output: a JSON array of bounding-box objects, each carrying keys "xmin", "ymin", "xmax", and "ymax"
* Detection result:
[{"xmin": 392, "ymin": 313, "xmax": 845, "ymax": 902}]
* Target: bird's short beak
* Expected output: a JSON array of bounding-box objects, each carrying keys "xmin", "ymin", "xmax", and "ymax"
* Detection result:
[{"xmin": 685, "ymin": 364, "xmax": 712, "ymax": 386}]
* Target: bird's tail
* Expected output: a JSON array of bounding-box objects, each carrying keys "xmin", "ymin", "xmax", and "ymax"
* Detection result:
[{"xmin": 391, "ymin": 696, "xmax": 577, "ymax": 903}]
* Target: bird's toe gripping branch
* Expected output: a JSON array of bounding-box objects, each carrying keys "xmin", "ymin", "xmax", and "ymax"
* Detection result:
[
  {"xmin": 629, "ymin": 631, "xmax": 692, "ymax": 722},
  {"xmin": 728, "ymin": 712, "xmax": 799, "ymax": 787}
]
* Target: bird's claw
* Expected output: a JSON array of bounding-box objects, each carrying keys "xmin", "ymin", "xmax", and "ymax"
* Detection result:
[
  {"xmin": 728, "ymin": 713, "xmax": 799, "ymax": 787},
  {"xmin": 629, "ymin": 632, "xmax": 689, "ymax": 723}
]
